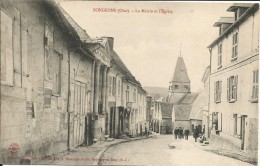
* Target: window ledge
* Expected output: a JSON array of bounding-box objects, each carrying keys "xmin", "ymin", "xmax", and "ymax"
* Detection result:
[
  {"xmin": 217, "ymin": 65, "xmax": 222, "ymax": 69},
  {"xmin": 249, "ymin": 99, "xmax": 258, "ymax": 103},
  {"xmin": 52, "ymin": 93, "xmax": 60, "ymax": 97},
  {"xmin": 233, "ymin": 134, "xmax": 241, "ymax": 139},
  {"xmin": 215, "ymin": 100, "xmax": 221, "ymax": 104},
  {"xmin": 228, "ymin": 99, "xmax": 236, "ymax": 103},
  {"xmin": 231, "ymin": 57, "xmax": 237, "ymax": 62}
]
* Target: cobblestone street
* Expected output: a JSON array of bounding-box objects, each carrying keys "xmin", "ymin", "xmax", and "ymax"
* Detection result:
[{"xmin": 100, "ymin": 135, "xmax": 254, "ymax": 166}]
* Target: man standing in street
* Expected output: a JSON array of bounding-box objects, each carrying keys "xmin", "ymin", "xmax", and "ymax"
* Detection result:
[
  {"xmin": 184, "ymin": 128, "xmax": 189, "ymax": 140},
  {"xmin": 174, "ymin": 127, "xmax": 179, "ymax": 139},
  {"xmin": 193, "ymin": 126, "xmax": 199, "ymax": 142}
]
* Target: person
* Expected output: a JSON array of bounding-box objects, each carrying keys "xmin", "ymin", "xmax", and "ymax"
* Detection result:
[
  {"xmin": 179, "ymin": 127, "xmax": 183, "ymax": 139},
  {"xmin": 184, "ymin": 129, "xmax": 189, "ymax": 140},
  {"xmin": 193, "ymin": 126, "xmax": 199, "ymax": 142},
  {"xmin": 174, "ymin": 127, "xmax": 179, "ymax": 139},
  {"xmin": 145, "ymin": 126, "xmax": 148, "ymax": 137}
]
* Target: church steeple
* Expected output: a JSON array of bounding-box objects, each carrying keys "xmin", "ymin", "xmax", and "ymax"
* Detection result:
[{"xmin": 169, "ymin": 56, "xmax": 191, "ymax": 94}]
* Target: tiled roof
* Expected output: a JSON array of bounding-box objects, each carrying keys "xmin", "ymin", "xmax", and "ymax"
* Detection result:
[
  {"xmin": 168, "ymin": 93, "xmax": 198, "ymax": 104},
  {"xmin": 161, "ymin": 103, "xmax": 174, "ymax": 118},
  {"xmin": 170, "ymin": 57, "xmax": 190, "ymax": 83},
  {"xmin": 57, "ymin": 4, "xmax": 91, "ymax": 42},
  {"xmin": 173, "ymin": 105, "xmax": 193, "ymax": 121},
  {"xmin": 213, "ymin": 17, "xmax": 235, "ymax": 27}
]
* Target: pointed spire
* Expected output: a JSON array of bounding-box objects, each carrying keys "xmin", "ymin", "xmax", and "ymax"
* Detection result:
[{"xmin": 180, "ymin": 42, "xmax": 182, "ymax": 57}]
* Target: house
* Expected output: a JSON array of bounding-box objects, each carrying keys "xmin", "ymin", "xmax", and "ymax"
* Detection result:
[
  {"xmin": 189, "ymin": 66, "xmax": 210, "ymax": 136},
  {"xmin": 150, "ymin": 99, "xmax": 162, "ymax": 133},
  {"xmin": 160, "ymin": 103, "xmax": 174, "ymax": 134},
  {"xmin": 208, "ymin": 3, "xmax": 259, "ymax": 153},
  {"xmin": 0, "ymin": 0, "xmax": 95, "ymax": 163}
]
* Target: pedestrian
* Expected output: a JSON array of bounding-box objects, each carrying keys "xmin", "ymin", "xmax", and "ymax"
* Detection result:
[
  {"xmin": 193, "ymin": 126, "xmax": 199, "ymax": 142},
  {"xmin": 179, "ymin": 127, "xmax": 183, "ymax": 139},
  {"xmin": 174, "ymin": 127, "xmax": 179, "ymax": 139},
  {"xmin": 145, "ymin": 126, "xmax": 148, "ymax": 137},
  {"xmin": 184, "ymin": 129, "xmax": 189, "ymax": 140}
]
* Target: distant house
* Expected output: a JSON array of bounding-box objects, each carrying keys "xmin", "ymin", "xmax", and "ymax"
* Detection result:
[
  {"xmin": 160, "ymin": 103, "xmax": 174, "ymax": 134},
  {"xmin": 172, "ymin": 105, "xmax": 193, "ymax": 132}
]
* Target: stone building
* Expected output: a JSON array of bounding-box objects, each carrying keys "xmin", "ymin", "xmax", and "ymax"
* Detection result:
[
  {"xmin": 150, "ymin": 99, "xmax": 162, "ymax": 133},
  {"xmin": 208, "ymin": 3, "xmax": 259, "ymax": 153},
  {"xmin": 0, "ymin": 0, "xmax": 95, "ymax": 163}
]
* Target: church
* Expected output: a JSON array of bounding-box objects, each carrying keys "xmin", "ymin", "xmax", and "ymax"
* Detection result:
[{"xmin": 161, "ymin": 55, "xmax": 200, "ymax": 134}]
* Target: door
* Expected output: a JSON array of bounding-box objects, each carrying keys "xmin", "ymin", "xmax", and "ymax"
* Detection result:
[
  {"xmin": 72, "ymin": 81, "xmax": 88, "ymax": 148},
  {"xmin": 241, "ymin": 115, "xmax": 247, "ymax": 150}
]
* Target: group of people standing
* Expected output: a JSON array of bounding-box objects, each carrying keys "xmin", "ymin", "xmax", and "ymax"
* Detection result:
[
  {"xmin": 173, "ymin": 126, "xmax": 200, "ymax": 142},
  {"xmin": 174, "ymin": 127, "xmax": 190, "ymax": 140}
]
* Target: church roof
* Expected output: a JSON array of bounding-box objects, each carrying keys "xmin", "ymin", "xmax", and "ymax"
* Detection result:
[
  {"xmin": 161, "ymin": 103, "xmax": 174, "ymax": 118},
  {"xmin": 170, "ymin": 57, "xmax": 190, "ymax": 83},
  {"xmin": 168, "ymin": 93, "xmax": 198, "ymax": 104}
]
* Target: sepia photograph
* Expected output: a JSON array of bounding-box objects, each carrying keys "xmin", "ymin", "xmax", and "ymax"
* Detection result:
[{"xmin": 0, "ymin": 0, "xmax": 259, "ymax": 165}]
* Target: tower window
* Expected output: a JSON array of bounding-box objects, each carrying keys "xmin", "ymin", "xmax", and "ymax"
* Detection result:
[
  {"xmin": 184, "ymin": 85, "xmax": 189, "ymax": 89},
  {"xmin": 174, "ymin": 85, "xmax": 178, "ymax": 89}
]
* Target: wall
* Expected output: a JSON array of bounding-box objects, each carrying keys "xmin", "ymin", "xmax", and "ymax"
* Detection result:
[{"xmin": 161, "ymin": 118, "xmax": 172, "ymax": 134}]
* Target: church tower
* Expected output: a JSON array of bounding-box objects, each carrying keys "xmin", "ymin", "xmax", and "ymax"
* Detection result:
[{"xmin": 168, "ymin": 56, "xmax": 191, "ymax": 95}]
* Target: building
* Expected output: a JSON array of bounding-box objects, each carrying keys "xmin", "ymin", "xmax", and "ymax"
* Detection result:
[
  {"xmin": 167, "ymin": 55, "xmax": 198, "ymax": 132},
  {"xmin": 208, "ymin": 3, "xmax": 259, "ymax": 153},
  {"xmin": 150, "ymin": 99, "xmax": 162, "ymax": 133},
  {"xmin": 0, "ymin": 0, "xmax": 96, "ymax": 163},
  {"xmin": 189, "ymin": 66, "xmax": 210, "ymax": 137},
  {"xmin": 160, "ymin": 103, "xmax": 174, "ymax": 134}
]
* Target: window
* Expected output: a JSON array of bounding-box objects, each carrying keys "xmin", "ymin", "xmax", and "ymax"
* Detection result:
[
  {"xmin": 227, "ymin": 75, "xmax": 238, "ymax": 102},
  {"xmin": 133, "ymin": 89, "xmax": 137, "ymax": 103},
  {"xmin": 218, "ymin": 43, "xmax": 222, "ymax": 67},
  {"xmin": 233, "ymin": 114, "xmax": 241, "ymax": 137},
  {"xmin": 214, "ymin": 81, "xmax": 222, "ymax": 103},
  {"xmin": 251, "ymin": 69, "xmax": 258, "ymax": 102},
  {"xmin": 232, "ymin": 32, "xmax": 238, "ymax": 60},
  {"xmin": 174, "ymin": 85, "xmax": 178, "ymax": 89},
  {"xmin": 44, "ymin": 22, "xmax": 54, "ymax": 82},
  {"xmin": 169, "ymin": 86, "xmax": 171, "ymax": 90},
  {"xmin": 184, "ymin": 85, "xmax": 189, "ymax": 90},
  {"xmin": 112, "ymin": 76, "xmax": 116, "ymax": 96},
  {"xmin": 109, "ymin": 76, "xmax": 112, "ymax": 95},
  {"xmin": 1, "ymin": 10, "xmax": 13, "ymax": 85},
  {"xmin": 118, "ymin": 79, "xmax": 121, "ymax": 96},
  {"xmin": 126, "ymin": 90, "xmax": 129, "ymax": 102},
  {"xmin": 52, "ymin": 51, "xmax": 61, "ymax": 94}
]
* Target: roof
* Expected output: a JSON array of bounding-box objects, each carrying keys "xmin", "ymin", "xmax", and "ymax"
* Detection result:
[
  {"xmin": 173, "ymin": 105, "xmax": 193, "ymax": 121},
  {"xmin": 227, "ymin": 3, "xmax": 254, "ymax": 12},
  {"xmin": 170, "ymin": 57, "xmax": 190, "ymax": 83},
  {"xmin": 213, "ymin": 17, "xmax": 235, "ymax": 27},
  {"xmin": 201, "ymin": 66, "xmax": 210, "ymax": 83},
  {"xmin": 208, "ymin": 3, "xmax": 258, "ymax": 48},
  {"xmin": 168, "ymin": 93, "xmax": 198, "ymax": 104},
  {"xmin": 57, "ymin": 4, "xmax": 91, "ymax": 42},
  {"xmin": 161, "ymin": 103, "xmax": 174, "ymax": 118}
]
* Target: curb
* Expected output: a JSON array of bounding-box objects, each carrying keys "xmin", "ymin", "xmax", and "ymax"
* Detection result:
[{"xmin": 92, "ymin": 136, "xmax": 152, "ymax": 165}]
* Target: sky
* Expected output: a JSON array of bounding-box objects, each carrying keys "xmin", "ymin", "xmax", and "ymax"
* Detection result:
[{"xmin": 60, "ymin": 1, "xmax": 234, "ymax": 92}]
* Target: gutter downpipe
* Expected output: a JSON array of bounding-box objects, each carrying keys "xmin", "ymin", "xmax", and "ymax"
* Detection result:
[{"xmin": 208, "ymin": 47, "xmax": 212, "ymax": 139}]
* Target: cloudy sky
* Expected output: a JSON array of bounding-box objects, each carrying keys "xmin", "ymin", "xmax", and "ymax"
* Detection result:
[{"xmin": 60, "ymin": 1, "xmax": 234, "ymax": 92}]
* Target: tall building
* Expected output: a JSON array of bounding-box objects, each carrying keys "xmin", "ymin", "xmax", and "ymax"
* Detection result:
[{"xmin": 208, "ymin": 3, "xmax": 259, "ymax": 154}]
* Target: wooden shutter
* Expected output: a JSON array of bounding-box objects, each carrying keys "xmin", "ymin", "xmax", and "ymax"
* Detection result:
[
  {"xmin": 214, "ymin": 82, "xmax": 216, "ymax": 102},
  {"xmin": 227, "ymin": 78, "xmax": 230, "ymax": 101},
  {"xmin": 234, "ymin": 75, "xmax": 238, "ymax": 100},
  {"xmin": 21, "ymin": 13, "xmax": 28, "ymax": 88},
  {"xmin": 217, "ymin": 112, "xmax": 222, "ymax": 131},
  {"xmin": 219, "ymin": 81, "xmax": 222, "ymax": 102},
  {"xmin": 209, "ymin": 114, "xmax": 213, "ymax": 128}
]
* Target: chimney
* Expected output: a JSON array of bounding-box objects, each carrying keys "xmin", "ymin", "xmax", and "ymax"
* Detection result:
[{"xmin": 107, "ymin": 37, "xmax": 114, "ymax": 50}]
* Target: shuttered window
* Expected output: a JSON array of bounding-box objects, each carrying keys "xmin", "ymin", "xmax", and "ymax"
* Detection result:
[
  {"xmin": 118, "ymin": 79, "xmax": 121, "ymax": 96},
  {"xmin": 251, "ymin": 69, "xmax": 258, "ymax": 101},
  {"xmin": 112, "ymin": 76, "xmax": 116, "ymax": 96},
  {"xmin": 214, "ymin": 81, "xmax": 222, "ymax": 103},
  {"xmin": 233, "ymin": 114, "xmax": 241, "ymax": 137},
  {"xmin": 108, "ymin": 76, "xmax": 112, "ymax": 95},
  {"xmin": 232, "ymin": 32, "xmax": 238, "ymax": 60},
  {"xmin": 1, "ymin": 10, "xmax": 13, "ymax": 85},
  {"xmin": 218, "ymin": 43, "xmax": 222, "ymax": 67},
  {"xmin": 227, "ymin": 75, "xmax": 238, "ymax": 102}
]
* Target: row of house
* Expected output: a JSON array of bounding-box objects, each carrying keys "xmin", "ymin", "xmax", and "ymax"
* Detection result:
[{"xmin": 0, "ymin": 0, "xmax": 147, "ymax": 164}]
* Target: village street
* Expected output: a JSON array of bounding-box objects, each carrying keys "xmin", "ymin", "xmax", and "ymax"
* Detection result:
[{"xmin": 100, "ymin": 135, "xmax": 254, "ymax": 166}]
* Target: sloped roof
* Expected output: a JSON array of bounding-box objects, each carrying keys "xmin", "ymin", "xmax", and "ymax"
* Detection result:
[
  {"xmin": 168, "ymin": 93, "xmax": 198, "ymax": 104},
  {"xmin": 227, "ymin": 3, "xmax": 254, "ymax": 12},
  {"xmin": 161, "ymin": 103, "xmax": 174, "ymax": 118},
  {"xmin": 213, "ymin": 17, "xmax": 235, "ymax": 27},
  {"xmin": 57, "ymin": 4, "xmax": 91, "ymax": 42},
  {"xmin": 173, "ymin": 105, "xmax": 193, "ymax": 121},
  {"xmin": 170, "ymin": 57, "xmax": 190, "ymax": 83},
  {"xmin": 179, "ymin": 93, "xmax": 199, "ymax": 104}
]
